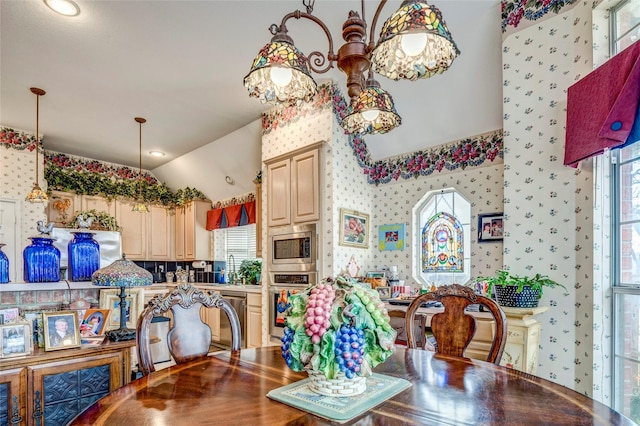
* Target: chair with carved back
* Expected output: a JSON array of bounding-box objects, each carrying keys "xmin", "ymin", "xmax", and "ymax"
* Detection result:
[
  {"xmin": 405, "ymin": 284, "xmax": 507, "ymax": 364},
  {"xmin": 388, "ymin": 310, "xmax": 429, "ymax": 348},
  {"xmin": 136, "ymin": 283, "xmax": 241, "ymax": 376}
]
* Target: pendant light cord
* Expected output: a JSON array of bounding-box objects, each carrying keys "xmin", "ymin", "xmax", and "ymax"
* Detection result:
[{"xmin": 35, "ymin": 92, "xmax": 39, "ymax": 182}]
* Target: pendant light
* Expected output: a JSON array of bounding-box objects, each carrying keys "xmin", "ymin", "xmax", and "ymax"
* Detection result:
[
  {"xmin": 25, "ymin": 87, "xmax": 49, "ymax": 203},
  {"xmin": 131, "ymin": 117, "xmax": 148, "ymax": 213}
]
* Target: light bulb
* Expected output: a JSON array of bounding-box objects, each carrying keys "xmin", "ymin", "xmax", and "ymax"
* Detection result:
[
  {"xmin": 361, "ymin": 109, "xmax": 380, "ymax": 122},
  {"xmin": 400, "ymin": 33, "xmax": 428, "ymax": 57},
  {"xmin": 44, "ymin": 0, "xmax": 80, "ymax": 16},
  {"xmin": 270, "ymin": 67, "xmax": 293, "ymax": 87}
]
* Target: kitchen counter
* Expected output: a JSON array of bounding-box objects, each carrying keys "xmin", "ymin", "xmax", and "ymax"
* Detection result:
[{"xmin": 159, "ymin": 283, "xmax": 263, "ymax": 294}]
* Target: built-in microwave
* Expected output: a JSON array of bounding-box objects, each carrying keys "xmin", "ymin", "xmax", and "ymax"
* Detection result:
[{"xmin": 268, "ymin": 224, "xmax": 317, "ymax": 272}]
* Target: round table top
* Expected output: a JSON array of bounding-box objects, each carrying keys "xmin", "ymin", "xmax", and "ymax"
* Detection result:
[{"xmin": 70, "ymin": 346, "xmax": 633, "ymax": 425}]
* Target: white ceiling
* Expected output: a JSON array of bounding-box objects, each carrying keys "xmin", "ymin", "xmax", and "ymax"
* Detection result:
[{"xmin": 0, "ymin": 0, "xmax": 502, "ymax": 171}]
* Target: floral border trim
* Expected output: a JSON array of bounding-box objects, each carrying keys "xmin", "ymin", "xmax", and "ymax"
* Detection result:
[
  {"xmin": 502, "ymin": 0, "xmax": 578, "ymax": 33},
  {"xmin": 0, "ymin": 126, "xmax": 39, "ymax": 151},
  {"xmin": 213, "ymin": 193, "xmax": 255, "ymax": 209},
  {"xmin": 45, "ymin": 150, "xmax": 158, "ymax": 184},
  {"xmin": 352, "ymin": 130, "xmax": 504, "ymax": 186}
]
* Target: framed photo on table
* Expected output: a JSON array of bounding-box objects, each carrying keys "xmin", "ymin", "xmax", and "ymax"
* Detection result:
[
  {"xmin": 99, "ymin": 288, "xmax": 144, "ymax": 331},
  {"xmin": 478, "ymin": 212, "xmax": 504, "ymax": 242},
  {"xmin": 339, "ymin": 208, "xmax": 370, "ymax": 249},
  {"xmin": 1, "ymin": 323, "xmax": 32, "ymax": 358},
  {"xmin": 80, "ymin": 309, "xmax": 110, "ymax": 337},
  {"xmin": 43, "ymin": 311, "xmax": 81, "ymax": 351}
]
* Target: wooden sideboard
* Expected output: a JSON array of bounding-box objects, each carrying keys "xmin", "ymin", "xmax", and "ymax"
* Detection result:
[
  {"xmin": 385, "ymin": 302, "xmax": 548, "ymax": 374},
  {"xmin": 0, "ymin": 340, "xmax": 135, "ymax": 426}
]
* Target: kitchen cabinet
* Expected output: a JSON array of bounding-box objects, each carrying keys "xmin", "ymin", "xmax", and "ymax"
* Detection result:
[
  {"xmin": 246, "ymin": 293, "xmax": 263, "ymax": 348},
  {"xmin": 116, "ymin": 200, "xmax": 147, "ymax": 260},
  {"xmin": 147, "ymin": 205, "xmax": 172, "ymax": 260},
  {"xmin": 175, "ymin": 201, "xmax": 211, "ymax": 261},
  {"xmin": 201, "ymin": 301, "xmax": 221, "ymax": 344},
  {"xmin": 81, "ymin": 195, "xmax": 116, "ymax": 217},
  {"xmin": 266, "ymin": 145, "xmax": 320, "ymax": 227},
  {"xmin": 255, "ymin": 183, "xmax": 262, "ymax": 258},
  {"xmin": 0, "ymin": 341, "xmax": 133, "ymax": 426}
]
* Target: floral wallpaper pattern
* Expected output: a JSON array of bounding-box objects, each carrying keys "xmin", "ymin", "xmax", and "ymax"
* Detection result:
[
  {"xmin": 502, "ymin": 0, "xmax": 579, "ymax": 33},
  {"xmin": 502, "ymin": 1, "xmax": 597, "ymax": 397}
]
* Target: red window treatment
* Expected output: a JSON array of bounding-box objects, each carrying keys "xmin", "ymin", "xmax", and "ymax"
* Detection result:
[
  {"xmin": 206, "ymin": 208, "xmax": 225, "ymax": 230},
  {"xmin": 207, "ymin": 201, "xmax": 256, "ymax": 230},
  {"xmin": 564, "ymin": 40, "xmax": 640, "ymax": 167},
  {"xmin": 224, "ymin": 204, "xmax": 243, "ymax": 228}
]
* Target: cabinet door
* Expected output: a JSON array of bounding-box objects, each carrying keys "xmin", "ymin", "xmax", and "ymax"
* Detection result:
[
  {"xmin": 267, "ymin": 159, "xmax": 291, "ymax": 227},
  {"xmin": 246, "ymin": 293, "xmax": 263, "ymax": 348},
  {"xmin": 148, "ymin": 205, "xmax": 172, "ymax": 260},
  {"xmin": 175, "ymin": 206, "xmax": 185, "ymax": 260},
  {"xmin": 81, "ymin": 195, "xmax": 116, "ymax": 217},
  {"xmin": 28, "ymin": 352, "xmax": 124, "ymax": 426},
  {"xmin": 116, "ymin": 200, "xmax": 147, "ymax": 260},
  {"xmin": 291, "ymin": 148, "xmax": 320, "ymax": 224},
  {"xmin": 0, "ymin": 367, "xmax": 26, "ymax": 426},
  {"xmin": 184, "ymin": 202, "xmax": 196, "ymax": 260},
  {"xmin": 201, "ymin": 305, "xmax": 221, "ymax": 343},
  {"xmin": 45, "ymin": 191, "xmax": 78, "ymax": 227}
]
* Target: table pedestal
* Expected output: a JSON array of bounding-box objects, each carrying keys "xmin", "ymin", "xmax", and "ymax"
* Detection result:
[{"xmin": 500, "ymin": 306, "xmax": 549, "ymax": 374}]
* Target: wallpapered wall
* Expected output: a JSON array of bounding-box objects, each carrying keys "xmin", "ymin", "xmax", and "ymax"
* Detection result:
[
  {"xmin": 502, "ymin": 0, "xmax": 599, "ymax": 397},
  {"xmin": 1, "ymin": 137, "xmax": 47, "ymax": 281}
]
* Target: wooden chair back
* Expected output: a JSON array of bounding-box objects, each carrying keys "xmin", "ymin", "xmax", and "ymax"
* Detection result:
[
  {"xmin": 388, "ymin": 309, "xmax": 428, "ymax": 348},
  {"xmin": 136, "ymin": 283, "xmax": 241, "ymax": 376},
  {"xmin": 405, "ymin": 284, "xmax": 507, "ymax": 364}
]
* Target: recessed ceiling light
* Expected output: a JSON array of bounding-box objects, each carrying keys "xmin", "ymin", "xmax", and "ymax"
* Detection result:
[
  {"xmin": 43, "ymin": 0, "xmax": 80, "ymax": 16},
  {"xmin": 149, "ymin": 151, "xmax": 166, "ymax": 157}
]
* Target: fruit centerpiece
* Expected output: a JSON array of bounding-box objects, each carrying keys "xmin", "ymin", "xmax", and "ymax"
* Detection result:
[{"xmin": 280, "ymin": 275, "xmax": 397, "ymax": 396}]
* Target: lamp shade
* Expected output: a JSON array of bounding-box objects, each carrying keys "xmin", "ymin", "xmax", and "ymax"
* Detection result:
[
  {"xmin": 91, "ymin": 254, "xmax": 152, "ymax": 287},
  {"xmin": 341, "ymin": 79, "xmax": 401, "ymax": 135},
  {"xmin": 370, "ymin": 0, "xmax": 460, "ymax": 81},
  {"xmin": 243, "ymin": 39, "xmax": 317, "ymax": 105}
]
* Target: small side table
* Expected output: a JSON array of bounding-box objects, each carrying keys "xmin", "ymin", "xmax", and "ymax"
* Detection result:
[{"xmin": 500, "ymin": 306, "xmax": 549, "ymax": 374}]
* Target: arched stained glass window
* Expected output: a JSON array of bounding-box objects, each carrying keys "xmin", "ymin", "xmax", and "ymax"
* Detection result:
[
  {"xmin": 422, "ymin": 212, "xmax": 463, "ymax": 272},
  {"xmin": 412, "ymin": 188, "xmax": 470, "ymax": 286}
]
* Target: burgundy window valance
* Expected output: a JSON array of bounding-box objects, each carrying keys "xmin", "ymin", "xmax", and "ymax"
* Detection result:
[
  {"xmin": 206, "ymin": 201, "xmax": 256, "ymax": 230},
  {"xmin": 564, "ymin": 40, "xmax": 640, "ymax": 167}
]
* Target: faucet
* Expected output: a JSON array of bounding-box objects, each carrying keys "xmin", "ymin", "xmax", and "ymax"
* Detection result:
[{"xmin": 228, "ymin": 254, "xmax": 236, "ymax": 284}]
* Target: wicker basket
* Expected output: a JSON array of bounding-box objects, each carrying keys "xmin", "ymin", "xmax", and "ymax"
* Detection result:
[{"xmin": 307, "ymin": 370, "xmax": 367, "ymax": 397}]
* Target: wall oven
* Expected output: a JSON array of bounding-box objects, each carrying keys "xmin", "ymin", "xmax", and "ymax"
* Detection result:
[
  {"xmin": 269, "ymin": 272, "xmax": 317, "ymax": 341},
  {"xmin": 269, "ymin": 224, "xmax": 316, "ymax": 272}
]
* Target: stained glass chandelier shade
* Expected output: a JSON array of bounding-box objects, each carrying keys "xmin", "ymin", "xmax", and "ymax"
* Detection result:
[
  {"xmin": 341, "ymin": 75, "xmax": 401, "ymax": 135},
  {"xmin": 244, "ymin": 38, "xmax": 317, "ymax": 105},
  {"xmin": 370, "ymin": 0, "xmax": 460, "ymax": 81}
]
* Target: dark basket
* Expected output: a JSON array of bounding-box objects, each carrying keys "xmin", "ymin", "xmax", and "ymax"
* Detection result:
[{"xmin": 494, "ymin": 285, "xmax": 540, "ymax": 308}]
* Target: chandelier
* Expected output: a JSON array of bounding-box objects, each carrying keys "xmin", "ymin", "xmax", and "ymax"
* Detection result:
[
  {"xmin": 243, "ymin": 0, "xmax": 459, "ymax": 135},
  {"xmin": 26, "ymin": 87, "xmax": 49, "ymax": 203}
]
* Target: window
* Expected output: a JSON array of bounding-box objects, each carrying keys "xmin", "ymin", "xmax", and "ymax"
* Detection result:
[
  {"xmin": 612, "ymin": 142, "xmax": 640, "ymax": 421},
  {"xmin": 611, "ymin": 0, "xmax": 640, "ymax": 54},
  {"xmin": 412, "ymin": 188, "xmax": 471, "ymax": 287},
  {"xmin": 214, "ymin": 224, "xmax": 258, "ymax": 274}
]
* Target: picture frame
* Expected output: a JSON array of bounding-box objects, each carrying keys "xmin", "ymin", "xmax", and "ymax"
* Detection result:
[
  {"xmin": 378, "ymin": 223, "xmax": 405, "ymax": 251},
  {"xmin": 478, "ymin": 212, "xmax": 504, "ymax": 242},
  {"xmin": 339, "ymin": 208, "xmax": 370, "ymax": 249},
  {"xmin": 80, "ymin": 309, "xmax": 110, "ymax": 337},
  {"xmin": 99, "ymin": 288, "xmax": 144, "ymax": 331},
  {"xmin": 1, "ymin": 323, "xmax": 33, "ymax": 358},
  {"xmin": 376, "ymin": 286, "xmax": 391, "ymax": 300},
  {"xmin": 43, "ymin": 311, "xmax": 81, "ymax": 351}
]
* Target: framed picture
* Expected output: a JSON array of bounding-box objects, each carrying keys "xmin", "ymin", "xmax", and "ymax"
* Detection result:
[
  {"xmin": 80, "ymin": 309, "xmax": 110, "ymax": 337},
  {"xmin": 378, "ymin": 223, "xmax": 405, "ymax": 251},
  {"xmin": 99, "ymin": 288, "xmax": 144, "ymax": 331},
  {"xmin": 43, "ymin": 311, "xmax": 81, "ymax": 351},
  {"xmin": 339, "ymin": 208, "xmax": 370, "ymax": 249},
  {"xmin": 1, "ymin": 323, "xmax": 33, "ymax": 358},
  {"xmin": 478, "ymin": 212, "xmax": 504, "ymax": 242},
  {"xmin": 376, "ymin": 286, "xmax": 391, "ymax": 300}
]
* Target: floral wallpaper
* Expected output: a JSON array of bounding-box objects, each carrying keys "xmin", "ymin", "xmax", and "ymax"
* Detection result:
[
  {"xmin": 502, "ymin": 0, "xmax": 596, "ymax": 397},
  {"xmin": 502, "ymin": 0, "xmax": 580, "ymax": 35}
]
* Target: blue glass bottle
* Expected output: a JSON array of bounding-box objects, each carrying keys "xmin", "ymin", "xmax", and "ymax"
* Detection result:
[
  {"xmin": 23, "ymin": 237, "xmax": 60, "ymax": 282},
  {"xmin": 0, "ymin": 243, "xmax": 9, "ymax": 283},
  {"xmin": 68, "ymin": 232, "xmax": 100, "ymax": 281}
]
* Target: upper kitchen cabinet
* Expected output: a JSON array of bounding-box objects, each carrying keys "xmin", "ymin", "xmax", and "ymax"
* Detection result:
[
  {"xmin": 81, "ymin": 195, "xmax": 117, "ymax": 217},
  {"xmin": 266, "ymin": 145, "xmax": 320, "ymax": 227},
  {"xmin": 116, "ymin": 200, "xmax": 147, "ymax": 260},
  {"xmin": 147, "ymin": 205, "xmax": 172, "ymax": 260},
  {"xmin": 175, "ymin": 200, "xmax": 211, "ymax": 261}
]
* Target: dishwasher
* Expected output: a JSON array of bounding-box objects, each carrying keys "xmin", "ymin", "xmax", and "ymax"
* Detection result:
[{"xmin": 217, "ymin": 291, "xmax": 246, "ymax": 350}]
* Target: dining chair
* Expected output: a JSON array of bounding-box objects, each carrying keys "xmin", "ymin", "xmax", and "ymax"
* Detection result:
[
  {"xmin": 405, "ymin": 284, "xmax": 507, "ymax": 364},
  {"xmin": 136, "ymin": 283, "xmax": 242, "ymax": 376},
  {"xmin": 388, "ymin": 310, "xmax": 430, "ymax": 348}
]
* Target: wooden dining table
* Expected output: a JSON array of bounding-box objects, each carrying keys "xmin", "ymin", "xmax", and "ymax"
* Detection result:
[{"xmin": 70, "ymin": 346, "xmax": 633, "ymax": 425}]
